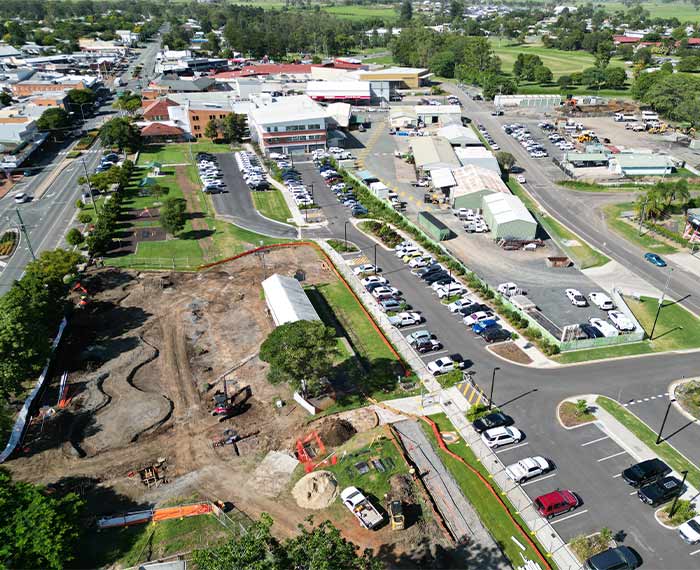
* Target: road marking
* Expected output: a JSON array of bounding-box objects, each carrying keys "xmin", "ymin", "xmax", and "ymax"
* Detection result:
[
  {"xmin": 421, "ymin": 349, "xmax": 448, "ymax": 357},
  {"xmin": 581, "ymin": 436, "xmax": 609, "ymax": 447},
  {"xmin": 613, "ymin": 473, "xmax": 622, "ymax": 478},
  {"xmin": 598, "ymin": 451, "xmax": 627, "ymax": 462},
  {"xmin": 629, "ymin": 491, "xmax": 638, "ymax": 495},
  {"xmin": 550, "ymin": 509, "xmax": 589, "ymax": 525},
  {"xmin": 690, "ymin": 548, "xmax": 700, "ymax": 556},
  {"xmin": 521, "ymin": 472, "xmax": 558, "ymax": 487},
  {"xmin": 644, "ymin": 398, "xmax": 650, "ymax": 401},
  {"xmin": 496, "ymin": 442, "xmax": 529, "ymax": 453}
]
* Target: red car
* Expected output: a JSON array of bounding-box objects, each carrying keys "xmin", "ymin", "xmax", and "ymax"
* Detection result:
[{"xmin": 534, "ymin": 489, "xmax": 579, "ymax": 519}]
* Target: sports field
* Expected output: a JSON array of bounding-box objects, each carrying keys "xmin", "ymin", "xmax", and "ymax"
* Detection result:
[
  {"xmin": 596, "ymin": 1, "xmax": 700, "ymax": 22},
  {"xmin": 491, "ymin": 40, "xmax": 597, "ymax": 78},
  {"xmin": 321, "ymin": 4, "xmax": 398, "ymax": 21}
]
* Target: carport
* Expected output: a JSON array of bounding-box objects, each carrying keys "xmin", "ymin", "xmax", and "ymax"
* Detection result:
[{"xmin": 430, "ymin": 167, "xmax": 456, "ymax": 191}]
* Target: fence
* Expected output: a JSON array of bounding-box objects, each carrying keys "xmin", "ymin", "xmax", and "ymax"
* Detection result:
[{"xmin": 106, "ymin": 257, "xmax": 201, "ymax": 271}]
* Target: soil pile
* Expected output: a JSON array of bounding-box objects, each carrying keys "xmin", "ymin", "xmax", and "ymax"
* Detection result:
[
  {"xmin": 318, "ymin": 419, "xmax": 356, "ymax": 447},
  {"xmin": 292, "ymin": 470, "xmax": 338, "ymax": 510}
]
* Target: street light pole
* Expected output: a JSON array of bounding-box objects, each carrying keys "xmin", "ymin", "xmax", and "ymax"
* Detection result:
[
  {"xmin": 489, "ymin": 366, "xmax": 500, "ymax": 410},
  {"xmin": 656, "ymin": 396, "xmax": 675, "ymax": 444},
  {"xmin": 670, "ymin": 470, "xmax": 689, "ymax": 518},
  {"xmin": 344, "ymin": 220, "xmax": 349, "ymax": 250},
  {"xmin": 650, "ymin": 267, "xmax": 674, "ymax": 340},
  {"xmin": 373, "ymin": 243, "xmax": 377, "ymax": 274},
  {"xmin": 15, "ymin": 208, "xmax": 36, "ymax": 261},
  {"xmin": 81, "ymin": 158, "xmax": 99, "ymax": 214}
]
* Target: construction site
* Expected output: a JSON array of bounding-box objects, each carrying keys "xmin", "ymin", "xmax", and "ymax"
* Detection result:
[{"xmin": 1, "ymin": 245, "xmax": 470, "ymax": 568}]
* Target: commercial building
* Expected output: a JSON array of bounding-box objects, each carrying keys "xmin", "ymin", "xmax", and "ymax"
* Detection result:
[
  {"xmin": 306, "ymin": 80, "xmax": 370, "ymax": 103},
  {"xmin": 437, "ymin": 124, "xmax": 482, "ymax": 147},
  {"xmin": 11, "ymin": 74, "xmax": 97, "ymax": 97},
  {"xmin": 389, "ymin": 107, "xmax": 418, "ymax": 129},
  {"xmin": 455, "ymin": 146, "xmax": 501, "ymax": 174},
  {"xmin": 142, "ymin": 75, "xmax": 221, "ymax": 101},
  {"xmin": 410, "ymin": 136, "xmax": 460, "ymax": 172},
  {"xmin": 0, "ymin": 105, "xmax": 47, "ymax": 169},
  {"xmin": 261, "ymin": 273, "xmax": 320, "ymax": 327},
  {"xmin": 415, "ymin": 104, "xmax": 461, "ymax": 126},
  {"xmin": 358, "ymin": 66, "xmax": 431, "ymax": 89},
  {"xmin": 481, "ymin": 193, "xmax": 537, "ymax": 240},
  {"xmin": 249, "ymin": 95, "xmax": 328, "ymax": 154},
  {"xmin": 429, "ymin": 167, "xmax": 456, "ymax": 191},
  {"xmin": 450, "ymin": 164, "xmax": 511, "ymax": 210},
  {"xmin": 417, "ymin": 211, "xmax": 454, "ymax": 241},
  {"xmin": 493, "ymin": 94, "xmax": 561, "ymax": 109},
  {"xmin": 608, "ymin": 153, "xmax": 676, "ymax": 176},
  {"xmin": 564, "ymin": 152, "xmax": 610, "ymax": 168},
  {"xmin": 140, "ymin": 122, "xmax": 187, "ymax": 143}
]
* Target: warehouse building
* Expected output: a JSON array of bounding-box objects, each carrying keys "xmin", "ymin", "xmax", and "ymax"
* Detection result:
[
  {"xmin": 417, "ymin": 211, "xmax": 454, "ymax": 241},
  {"xmin": 493, "ymin": 94, "xmax": 561, "ymax": 108},
  {"xmin": 481, "ymin": 193, "xmax": 537, "ymax": 240},
  {"xmin": 358, "ymin": 66, "xmax": 431, "ymax": 89},
  {"xmin": 389, "ymin": 107, "xmax": 418, "ymax": 129},
  {"xmin": 430, "ymin": 167, "xmax": 456, "ymax": 191},
  {"xmin": 437, "ymin": 124, "xmax": 482, "ymax": 147},
  {"xmin": 564, "ymin": 152, "xmax": 610, "ymax": 168},
  {"xmin": 455, "ymin": 146, "xmax": 501, "ymax": 174},
  {"xmin": 415, "ymin": 104, "xmax": 461, "ymax": 126},
  {"xmin": 306, "ymin": 80, "xmax": 371, "ymax": 103},
  {"xmin": 410, "ymin": 136, "xmax": 460, "ymax": 172},
  {"xmin": 450, "ymin": 164, "xmax": 511, "ymax": 210},
  {"xmin": 608, "ymin": 153, "xmax": 675, "ymax": 176},
  {"xmin": 261, "ymin": 274, "xmax": 320, "ymax": 327}
]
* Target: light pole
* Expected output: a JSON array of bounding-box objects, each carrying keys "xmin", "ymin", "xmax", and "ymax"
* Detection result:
[
  {"xmin": 669, "ymin": 470, "xmax": 689, "ymax": 518},
  {"xmin": 344, "ymin": 221, "xmax": 349, "ymax": 250},
  {"xmin": 650, "ymin": 267, "xmax": 674, "ymax": 340},
  {"xmin": 80, "ymin": 158, "xmax": 99, "ymax": 214},
  {"xmin": 15, "ymin": 208, "xmax": 36, "ymax": 261},
  {"xmin": 373, "ymin": 243, "xmax": 377, "ymax": 274},
  {"xmin": 656, "ymin": 396, "xmax": 676, "ymax": 445},
  {"xmin": 638, "ymin": 195, "xmax": 649, "ymax": 236},
  {"xmin": 488, "ymin": 367, "xmax": 500, "ymax": 410}
]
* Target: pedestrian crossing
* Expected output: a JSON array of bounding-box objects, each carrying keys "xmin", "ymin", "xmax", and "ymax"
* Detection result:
[
  {"xmin": 349, "ymin": 254, "xmax": 370, "ymax": 266},
  {"xmin": 458, "ymin": 381, "xmax": 488, "ymax": 406}
]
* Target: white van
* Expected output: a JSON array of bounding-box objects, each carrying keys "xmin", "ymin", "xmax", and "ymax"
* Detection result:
[{"xmin": 13, "ymin": 192, "xmax": 29, "ymax": 204}]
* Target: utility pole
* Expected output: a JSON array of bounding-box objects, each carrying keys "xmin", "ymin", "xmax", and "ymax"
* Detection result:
[
  {"xmin": 81, "ymin": 158, "xmax": 98, "ymax": 214},
  {"xmin": 650, "ymin": 267, "xmax": 674, "ymax": 340},
  {"xmin": 638, "ymin": 195, "xmax": 648, "ymax": 236},
  {"xmin": 344, "ymin": 220, "xmax": 349, "ymax": 250},
  {"xmin": 669, "ymin": 470, "xmax": 689, "ymax": 518},
  {"xmin": 488, "ymin": 366, "xmax": 500, "ymax": 410},
  {"xmin": 15, "ymin": 208, "xmax": 36, "ymax": 260}
]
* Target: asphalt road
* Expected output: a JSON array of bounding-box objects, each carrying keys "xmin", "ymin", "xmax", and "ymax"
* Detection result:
[
  {"xmin": 212, "ymin": 153, "xmax": 297, "ymax": 239},
  {"xmin": 444, "ymin": 83, "xmax": 700, "ymax": 318},
  {"xmin": 297, "ymin": 158, "xmax": 700, "ymax": 568}
]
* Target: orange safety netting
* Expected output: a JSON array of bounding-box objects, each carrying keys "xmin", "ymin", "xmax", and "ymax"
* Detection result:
[{"xmin": 152, "ymin": 502, "xmax": 213, "ymax": 521}]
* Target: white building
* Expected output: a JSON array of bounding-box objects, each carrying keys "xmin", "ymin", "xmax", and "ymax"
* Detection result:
[{"xmin": 261, "ymin": 274, "xmax": 320, "ymax": 326}]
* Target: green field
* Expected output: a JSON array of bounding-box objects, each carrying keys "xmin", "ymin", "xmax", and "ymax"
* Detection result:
[
  {"xmin": 321, "ymin": 4, "xmax": 398, "ymax": 21},
  {"xmin": 595, "ymin": 1, "xmax": 700, "ymax": 23},
  {"xmin": 251, "ymin": 189, "xmax": 293, "ymax": 224},
  {"xmin": 491, "ymin": 41, "xmax": 597, "ymax": 78},
  {"xmin": 138, "ymin": 142, "xmax": 232, "ymax": 166},
  {"xmin": 603, "ymin": 203, "xmax": 678, "ymax": 255}
]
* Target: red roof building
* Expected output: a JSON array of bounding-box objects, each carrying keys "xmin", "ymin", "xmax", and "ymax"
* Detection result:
[
  {"xmin": 141, "ymin": 97, "xmax": 178, "ymax": 121},
  {"xmin": 140, "ymin": 122, "xmax": 186, "ymax": 141},
  {"xmin": 613, "ymin": 35, "xmax": 641, "ymax": 45}
]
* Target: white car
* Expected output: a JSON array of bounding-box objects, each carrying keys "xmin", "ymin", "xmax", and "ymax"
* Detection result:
[
  {"xmin": 481, "ymin": 426, "xmax": 523, "ymax": 448},
  {"xmin": 497, "ymin": 282, "xmax": 519, "ymax": 297},
  {"xmin": 409, "ymin": 256, "xmax": 433, "ymax": 269},
  {"xmin": 505, "ymin": 456, "xmax": 552, "ymax": 483},
  {"xmin": 565, "ymin": 288, "xmax": 588, "ymax": 307},
  {"xmin": 406, "ymin": 329, "xmax": 432, "ymax": 344},
  {"xmin": 516, "ymin": 175, "xmax": 526, "ymax": 184},
  {"xmin": 397, "ymin": 246, "xmax": 420, "ymax": 258},
  {"xmin": 436, "ymin": 283, "xmax": 466, "ymax": 299},
  {"xmin": 608, "ymin": 310, "xmax": 635, "ymax": 332},
  {"xmin": 371, "ymin": 286, "xmax": 400, "ymax": 298},
  {"xmin": 388, "ymin": 311, "xmax": 422, "ymax": 327},
  {"xmin": 361, "ymin": 275, "xmax": 387, "ymax": 287},
  {"xmin": 589, "ymin": 317, "xmax": 619, "ymax": 338},
  {"xmin": 679, "ymin": 515, "xmax": 700, "ymax": 544},
  {"xmin": 426, "ymin": 357, "xmax": 463, "ymax": 376},
  {"xmin": 353, "ymin": 264, "xmax": 378, "ymax": 275},
  {"xmin": 463, "ymin": 311, "xmax": 495, "ymax": 326},
  {"xmin": 589, "ymin": 292, "xmax": 615, "ymax": 311},
  {"xmin": 394, "ymin": 240, "xmax": 414, "ymax": 252},
  {"xmin": 447, "ymin": 296, "xmax": 475, "ymax": 313}
]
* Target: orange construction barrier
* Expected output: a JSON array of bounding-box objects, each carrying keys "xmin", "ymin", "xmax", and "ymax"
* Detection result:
[{"xmin": 152, "ymin": 502, "xmax": 212, "ymax": 522}]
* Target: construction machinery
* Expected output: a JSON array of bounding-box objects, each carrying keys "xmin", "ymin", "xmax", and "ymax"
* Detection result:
[
  {"xmin": 211, "ymin": 380, "xmax": 251, "ymax": 419},
  {"xmin": 388, "ymin": 499, "xmax": 405, "ymax": 530},
  {"xmin": 423, "ymin": 192, "xmax": 441, "ymax": 205},
  {"xmin": 212, "ymin": 428, "xmax": 259, "ymax": 456}
]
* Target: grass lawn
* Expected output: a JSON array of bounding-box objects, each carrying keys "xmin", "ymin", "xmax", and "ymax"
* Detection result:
[
  {"xmin": 138, "ymin": 142, "xmax": 233, "ymax": 166},
  {"xmin": 599, "ymin": 1, "xmax": 700, "ymax": 22},
  {"xmin": 507, "ymin": 179, "xmax": 610, "ymax": 269},
  {"xmin": 422, "ymin": 414, "xmax": 550, "ymax": 568},
  {"xmin": 71, "ymin": 514, "xmax": 230, "ymax": 569},
  {"xmin": 321, "ymin": 4, "xmax": 398, "ymax": 21},
  {"xmin": 251, "ymin": 189, "xmax": 293, "ymax": 224},
  {"xmin": 596, "ymin": 396, "xmax": 700, "ymax": 490},
  {"xmin": 515, "ymin": 83, "xmax": 632, "ymax": 98},
  {"xmin": 558, "ymin": 180, "xmax": 646, "ymax": 193},
  {"xmin": 490, "ymin": 40, "xmax": 596, "ymax": 78},
  {"xmin": 603, "ymin": 203, "xmax": 677, "ymax": 255},
  {"xmin": 554, "ymin": 341, "xmax": 654, "ymax": 364},
  {"xmin": 364, "ymin": 54, "xmax": 396, "ymax": 65}
]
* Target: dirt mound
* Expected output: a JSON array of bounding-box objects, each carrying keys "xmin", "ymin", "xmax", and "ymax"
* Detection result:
[
  {"xmin": 318, "ymin": 419, "xmax": 356, "ymax": 447},
  {"xmin": 292, "ymin": 470, "xmax": 338, "ymax": 510}
]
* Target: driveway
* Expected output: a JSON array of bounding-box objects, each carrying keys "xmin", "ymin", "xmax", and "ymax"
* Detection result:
[{"xmin": 212, "ymin": 153, "xmax": 297, "ymax": 239}]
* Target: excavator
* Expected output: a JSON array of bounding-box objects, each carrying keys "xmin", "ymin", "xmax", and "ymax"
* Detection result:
[{"xmin": 72, "ymin": 282, "xmax": 89, "ymax": 307}]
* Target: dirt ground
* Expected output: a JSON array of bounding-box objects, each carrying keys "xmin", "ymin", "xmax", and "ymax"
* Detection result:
[{"xmin": 4, "ymin": 244, "xmax": 450, "ymax": 565}]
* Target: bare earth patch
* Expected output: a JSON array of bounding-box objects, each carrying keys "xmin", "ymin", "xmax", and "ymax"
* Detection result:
[
  {"xmin": 488, "ymin": 341, "xmax": 533, "ymax": 365},
  {"xmin": 558, "ymin": 401, "xmax": 595, "ymax": 428}
]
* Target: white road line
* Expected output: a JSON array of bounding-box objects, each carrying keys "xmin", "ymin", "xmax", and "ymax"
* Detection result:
[
  {"xmin": 581, "ymin": 436, "xmax": 609, "ymax": 447},
  {"xmin": 521, "ymin": 472, "xmax": 558, "ymax": 487},
  {"xmin": 690, "ymin": 548, "xmax": 700, "ymax": 556},
  {"xmin": 636, "ymin": 400, "xmax": 643, "ymax": 403},
  {"xmin": 629, "ymin": 491, "xmax": 638, "ymax": 495},
  {"xmin": 421, "ymin": 349, "xmax": 448, "ymax": 357},
  {"xmin": 598, "ymin": 451, "xmax": 627, "ymax": 462},
  {"xmin": 613, "ymin": 473, "xmax": 622, "ymax": 478},
  {"xmin": 644, "ymin": 398, "xmax": 650, "ymax": 401},
  {"xmin": 550, "ymin": 510, "xmax": 589, "ymax": 525},
  {"xmin": 496, "ymin": 442, "xmax": 529, "ymax": 453}
]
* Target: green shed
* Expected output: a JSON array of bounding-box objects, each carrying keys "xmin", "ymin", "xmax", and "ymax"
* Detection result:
[{"xmin": 417, "ymin": 211, "xmax": 454, "ymax": 241}]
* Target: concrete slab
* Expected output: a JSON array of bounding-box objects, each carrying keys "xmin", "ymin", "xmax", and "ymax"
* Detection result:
[
  {"xmin": 251, "ymin": 451, "xmax": 300, "ymax": 497},
  {"xmin": 582, "ymin": 259, "xmax": 662, "ymax": 298},
  {"xmin": 667, "ymin": 252, "xmax": 700, "ymax": 281}
]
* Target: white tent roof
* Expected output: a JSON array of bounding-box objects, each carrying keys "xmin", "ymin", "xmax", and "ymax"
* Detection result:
[
  {"xmin": 261, "ymin": 274, "xmax": 320, "ymax": 326},
  {"xmin": 430, "ymin": 167, "xmax": 456, "ymax": 188}
]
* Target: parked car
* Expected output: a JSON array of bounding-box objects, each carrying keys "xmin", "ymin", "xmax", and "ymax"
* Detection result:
[
  {"xmin": 387, "ymin": 311, "xmax": 422, "ymax": 327},
  {"xmin": 371, "ymin": 286, "xmax": 401, "ymax": 299},
  {"xmin": 584, "ymin": 547, "xmax": 639, "ymax": 570},
  {"xmin": 644, "ymin": 252, "xmax": 667, "ymax": 267},
  {"xmin": 409, "ymin": 256, "xmax": 433, "ymax": 269},
  {"xmin": 481, "ymin": 426, "xmax": 523, "ymax": 448},
  {"xmin": 472, "ymin": 411, "xmax": 513, "ymax": 434},
  {"xmin": 565, "ymin": 288, "xmax": 588, "ymax": 307},
  {"xmin": 361, "ymin": 276, "xmax": 387, "ymax": 287},
  {"xmin": 622, "ymin": 459, "xmax": 671, "ymax": 488},
  {"xmin": 447, "ymin": 296, "xmax": 475, "ymax": 313},
  {"xmin": 505, "ymin": 456, "xmax": 552, "ymax": 483},
  {"xmin": 497, "ymin": 282, "xmax": 519, "ymax": 297},
  {"xmin": 436, "ymin": 283, "xmax": 466, "ymax": 299},
  {"xmin": 589, "ymin": 317, "xmax": 619, "ymax": 338},
  {"xmin": 406, "ymin": 330, "xmax": 433, "ymax": 344},
  {"xmin": 679, "ymin": 515, "xmax": 700, "ymax": 544},
  {"xmin": 463, "ymin": 311, "xmax": 495, "ymax": 326},
  {"xmin": 426, "ymin": 356, "xmax": 464, "ymax": 376},
  {"xmin": 516, "ymin": 175, "xmax": 526, "ymax": 184},
  {"xmin": 458, "ymin": 303, "xmax": 486, "ymax": 317},
  {"xmin": 534, "ymin": 489, "xmax": 579, "ymax": 519},
  {"xmin": 608, "ymin": 310, "xmax": 635, "ymax": 331},
  {"xmin": 638, "ymin": 476, "xmax": 683, "ymax": 506},
  {"xmin": 589, "ymin": 292, "xmax": 615, "ymax": 310},
  {"xmin": 353, "ymin": 264, "xmax": 379, "ymax": 275},
  {"xmin": 580, "ymin": 323, "xmax": 604, "ymax": 339},
  {"xmin": 480, "ymin": 327, "xmax": 512, "ymax": 343},
  {"xmin": 414, "ymin": 338, "xmax": 442, "ymax": 353},
  {"xmin": 379, "ymin": 299, "xmax": 404, "ymax": 312}
]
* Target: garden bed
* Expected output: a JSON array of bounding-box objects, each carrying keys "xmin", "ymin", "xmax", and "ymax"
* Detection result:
[
  {"xmin": 0, "ymin": 230, "xmax": 19, "ymax": 257},
  {"xmin": 558, "ymin": 400, "xmax": 595, "ymax": 427},
  {"xmin": 675, "ymin": 379, "xmax": 700, "ymax": 421}
]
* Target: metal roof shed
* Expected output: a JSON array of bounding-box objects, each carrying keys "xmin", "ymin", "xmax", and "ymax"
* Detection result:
[
  {"xmin": 417, "ymin": 211, "xmax": 454, "ymax": 241},
  {"xmin": 481, "ymin": 193, "xmax": 537, "ymax": 240},
  {"xmin": 430, "ymin": 167, "xmax": 456, "ymax": 190},
  {"xmin": 410, "ymin": 137, "xmax": 460, "ymax": 172},
  {"xmin": 261, "ymin": 274, "xmax": 321, "ymax": 326}
]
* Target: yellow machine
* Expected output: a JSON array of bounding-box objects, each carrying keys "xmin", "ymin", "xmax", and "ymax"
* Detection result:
[{"xmin": 388, "ymin": 500, "xmax": 405, "ymax": 530}]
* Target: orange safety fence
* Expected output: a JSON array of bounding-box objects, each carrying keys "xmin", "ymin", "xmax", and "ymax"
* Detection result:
[
  {"xmin": 152, "ymin": 502, "xmax": 213, "ymax": 522},
  {"xmin": 421, "ymin": 417, "xmax": 552, "ymax": 570},
  {"xmin": 198, "ymin": 241, "xmax": 409, "ymax": 375}
]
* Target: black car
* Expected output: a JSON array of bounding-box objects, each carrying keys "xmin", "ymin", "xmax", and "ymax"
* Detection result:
[
  {"xmin": 637, "ymin": 475, "xmax": 682, "ymax": 506},
  {"xmin": 481, "ymin": 327, "xmax": 512, "ymax": 343},
  {"xmin": 414, "ymin": 338, "xmax": 442, "ymax": 354},
  {"xmin": 419, "ymin": 268, "xmax": 446, "ymax": 281},
  {"xmin": 429, "ymin": 276, "xmax": 455, "ymax": 287},
  {"xmin": 424, "ymin": 272, "xmax": 451, "ymax": 285},
  {"xmin": 472, "ymin": 412, "xmax": 513, "ymax": 434},
  {"xmin": 415, "ymin": 264, "xmax": 441, "ymax": 276},
  {"xmin": 458, "ymin": 304, "xmax": 485, "ymax": 317},
  {"xmin": 584, "ymin": 546, "xmax": 639, "ymax": 570},
  {"xmin": 622, "ymin": 458, "xmax": 671, "ymax": 487},
  {"xmin": 580, "ymin": 323, "xmax": 603, "ymax": 339}
]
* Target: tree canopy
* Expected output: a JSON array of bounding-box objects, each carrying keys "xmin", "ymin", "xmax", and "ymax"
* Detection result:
[
  {"xmin": 259, "ymin": 320, "xmax": 338, "ymax": 397},
  {"xmin": 36, "ymin": 107, "xmax": 72, "ymax": 134},
  {"xmin": 159, "ymin": 197, "xmax": 187, "ymax": 236},
  {"xmin": 100, "ymin": 117, "xmax": 141, "ymax": 151}
]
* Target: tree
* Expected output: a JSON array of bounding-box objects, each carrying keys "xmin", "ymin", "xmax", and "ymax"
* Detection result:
[
  {"xmin": 204, "ymin": 118, "xmax": 220, "ymax": 140},
  {"xmin": 455, "ymin": 37, "xmax": 501, "ymax": 84},
  {"xmin": 100, "ymin": 117, "xmax": 141, "ymax": 151},
  {"xmin": 557, "ymin": 75, "xmax": 573, "ymax": 89},
  {"xmin": 0, "ymin": 91, "xmax": 12, "ymax": 106},
  {"xmin": 495, "ymin": 151, "xmax": 515, "ymax": 173},
  {"xmin": 259, "ymin": 320, "xmax": 338, "ymax": 397},
  {"xmin": 159, "ymin": 197, "xmax": 187, "ymax": 236},
  {"xmin": 633, "ymin": 47, "xmax": 653, "ymax": 66},
  {"xmin": 534, "ymin": 65, "xmax": 553, "ymax": 84},
  {"xmin": 400, "ymin": 0, "xmax": 412, "ymax": 21},
  {"xmin": 221, "ymin": 113, "xmax": 248, "ymax": 143},
  {"xmin": 604, "ymin": 67, "xmax": 627, "ymax": 88},
  {"xmin": 205, "ymin": 31, "xmax": 220, "ymax": 55},
  {"xmin": 480, "ymin": 74, "xmax": 516, "ymax": 100},
  {"xmin": 581, "ymin": 66, "xmax": 606, "ymax": 88},
  {"xmin": 0, "ymin": 469, "xmax": 84, "ymax": 569},
  {"xmin": 66, "ymin": 228, "xmax": 84, "ymax": 246},
  {"xmin": 113, "ymin": 91, "xmax": 141, "ymax": 115},
  {"xmin": 66, "ymin": 88, "xmax": 95, "ymax": 108},
  {"xmin": 450, "ymin": 0, "xmax": 464, "ymax": 20},
  {"xmin": 678, "ymin": 56, "xmax": 700, "ymax": 72},
  {"xmin": 594, "ymin": 40, "xmax": 614, "ymax": 69},
  {"xmin": 429, "ymin": 51, "xmax": 456, "ymax": 78},
  {"xmin": 660, "ymin": 61, "xmax": 674, "ymax": 74},
  {"xmin": 193, "ymin": 514, "xmax": 381, "ymax": 570},
  {"xmin": 36, "ymin": 107, "xmax": 72, "ymax": 134}
]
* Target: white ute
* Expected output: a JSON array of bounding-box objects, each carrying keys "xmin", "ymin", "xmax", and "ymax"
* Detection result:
[
  {"xmin": 387, "ymin": 312, "xmax": 422, "ymax": 328},
  {"xmin": 608, "ymin": 310, "xmax": 635, "ymax": 332},
  {"xmin": 505, "ymin": 456, "xmax": 552, "ymax": 483},
  {"xmin": 341, "ymin": 487, "xmax": 384, "ymax": 530},
  {"xmin": 589, "ymin": 292, "xmax": 615, "ymax": 310}
]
